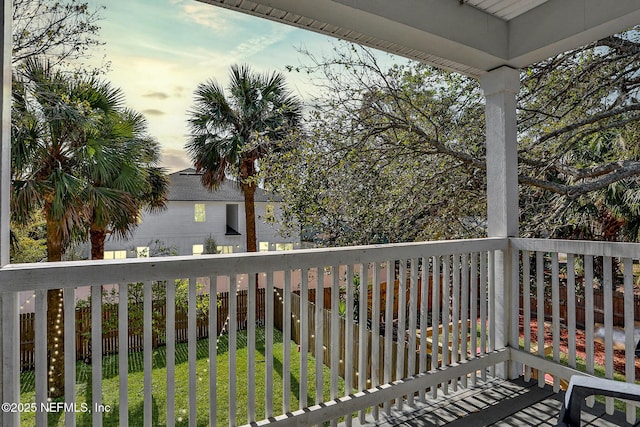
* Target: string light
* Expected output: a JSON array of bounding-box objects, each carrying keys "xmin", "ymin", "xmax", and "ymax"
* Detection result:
[{"xmin": 43, "ymin": 289, "xmax": 65, "ymax": 396}]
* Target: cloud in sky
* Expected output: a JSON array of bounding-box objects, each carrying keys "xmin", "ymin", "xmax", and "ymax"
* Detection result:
[
  {"xmin": 143, "ymin": 91, "xmax": 169, "ymax": 100},
  {"xmin": 142, "ymin": 108, "xmax": 166, "ymax": 116},
  {"xmin": 228, "ymin": 26, "xmax": 296, "ymax": 63},
  {"xmin": 172, "ymin": 0, "xmax": 242, "ymax": 32},
  {"xmin": 162, "ymin": 147, "xmax": 192, "ymax": 172}
]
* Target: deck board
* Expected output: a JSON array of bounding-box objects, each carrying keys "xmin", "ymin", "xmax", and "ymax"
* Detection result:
[{"xmin": 348, "ymin": 377, "xmax": 634, "ymax": 426}]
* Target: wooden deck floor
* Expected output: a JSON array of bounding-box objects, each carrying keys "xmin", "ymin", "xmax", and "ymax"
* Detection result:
[{"xmin": 349, "ymin": 377, "xmax": 635, "ymax": 426}]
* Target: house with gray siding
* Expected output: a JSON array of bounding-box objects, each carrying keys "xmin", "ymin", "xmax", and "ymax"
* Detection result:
[{"xmin": 102, "ymin": 168, "xmax": 299, "ymax": 258}]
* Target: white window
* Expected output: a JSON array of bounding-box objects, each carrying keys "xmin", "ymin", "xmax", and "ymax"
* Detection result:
[
  {"xmin": 226, "ymin": 204, "xmax": 239, "ymax": 234},
  {"xmin": 275, "ymin": 243, "xmax": 294, "ymax": 251},
  {"xmin": 259, "ymin": 242, "xmax": 270, "ymax": 252},
  {"xmin": 216, "ymin": 245, "xmax": 234, "ymax": 254},
  {"xmin": 136, "ymin": 246, "xmax": 150, "ymax": 258},
  {"xmin": 194, "ymin": 203, "xmax": 206, "ymax": 222},
  {"xmin": 104, "ymin": 250, "xmax": 127, "ymax": 260},
  {"xmin": 192, "ymin": 244, "xmax": 204, "ymax": 256}
]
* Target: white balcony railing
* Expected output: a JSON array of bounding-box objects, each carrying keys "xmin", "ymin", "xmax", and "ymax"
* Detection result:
[
  {"xmin": 511, "ymin": 238, "xmax": 640, "ymax": 425},
  {"xmin": 0, "ymin": 237, "xmax": 638, "ymax": 426}
]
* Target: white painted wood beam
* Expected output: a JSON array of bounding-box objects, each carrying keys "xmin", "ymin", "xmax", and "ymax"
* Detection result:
[
  {"xmin": 330, "ymin": 0, "xmax": 508, "ymax": 59},
  {"xmin": 65, "ymin": 288, "xmax": 77, "ymax": 427},
  {"xmin": 0, "ymin": 294, "xmax": 18, "ymax": 426},
  {"xmin": 198, "ymin": 0, "xmax": 640, "ymax": 76},
  {"xmin": 481, "ymin": 66, "xmax": 519, "ymax": 379},
  {"xmin": 0, "ymin": 1, "xmax": 16, "ymax": 423},
  {"xmin": 0, "ymin": 238, "xmax": 508, "ymax": 291},
  {"xmin": 509, "ymin": 0, "xmax": 640, "ymax": 67},
  {"xmin": 197, "ymin": 0, "xmax": 506, "ymax": 76},
  {"xmin": 511, "ymin": 237, "xmax": 640, "ymax": 258},
  {"xmin": 245, "ymin": 349, "xmax": 510, "ymax": 427},
  {"xmin": 481, "ymin": 66, "xmax": 519, "ymax": 238},
  {"xmin": 0, "ymin": 0, "xmax": 9, "ymax": 268}
]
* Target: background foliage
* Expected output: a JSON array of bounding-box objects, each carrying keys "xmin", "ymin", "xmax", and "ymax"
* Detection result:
[{"xmin": 265, "ymin": 29, "xmax": 640, "ymax": 245}]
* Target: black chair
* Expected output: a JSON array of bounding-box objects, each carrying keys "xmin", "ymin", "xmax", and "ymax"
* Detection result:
[{"xmin": 556, "ymin": 375, "xmax": 640, "ymax": 427}]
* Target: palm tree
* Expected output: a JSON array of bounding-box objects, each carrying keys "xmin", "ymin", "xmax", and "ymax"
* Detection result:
[
  {"xmin": 186, "ymin": 64, "xmax": 302, "ymax": 253},
  {"xmin": 11, "ymin": 58, "xmax": 135, "ymax": 397},
  {"xmin": 87, "ymin": 109, "xmax": 169, "ymax": 260}
]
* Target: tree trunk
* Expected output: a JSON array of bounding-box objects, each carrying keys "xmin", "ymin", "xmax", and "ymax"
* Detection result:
[
  {"xmin": 240, "ymin": 167, "xmax": 260, "ymax": 321},
  {"xmin": 241, "ymin": 181, "xmax": 258, "ymax": 253},
  {"xmin": 45, "ymin": 214, "xmax": 65, "ymax": 398},
  {"xmin": 90, "ymin": 226, "xmax": 106, "ymax": 260}
]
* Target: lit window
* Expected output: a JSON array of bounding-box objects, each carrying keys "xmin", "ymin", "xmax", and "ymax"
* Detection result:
[
  {"xmin": 259, "ymin": 242, "xmax": 270, "ymax": 252},
  {"xmin": 192, "ymin": 244, "xmax": 204, "ymax": 256},
  {"xmin": 194, "ymin": 203, "xmax": 206, "ymax": 222},
  {"xmin": 275, "ymin": 243, "xmax": 294, "ymax": 251},
  {"xmin": 264, "ymin": 204, "xmax": 274, "ymax": 222},
  {"xmin": 104, "ymin": 250, "xmax": 127, "ymax": 260},
  {"xmin": 137, "ymin": 246, "xmax": 150, "ymax": 258},
  {"xmin": 216, "ymin": 245, "xmax": 234, "ymax": 254}
]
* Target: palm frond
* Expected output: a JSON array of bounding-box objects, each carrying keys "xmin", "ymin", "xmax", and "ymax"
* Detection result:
[{"xmin": 186, "ymin": 64, "xmax": 302, "ymax": 190}]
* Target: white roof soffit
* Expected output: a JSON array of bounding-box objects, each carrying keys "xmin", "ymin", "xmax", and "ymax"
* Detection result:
[{"xmin": 197, "ymin": 0, "xmax": 640, "ymax": 78}]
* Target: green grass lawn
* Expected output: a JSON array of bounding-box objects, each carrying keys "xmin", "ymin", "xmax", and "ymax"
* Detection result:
[{"xmin": 19, "ymin": 328, "xmax": 344, "ymax": 427}]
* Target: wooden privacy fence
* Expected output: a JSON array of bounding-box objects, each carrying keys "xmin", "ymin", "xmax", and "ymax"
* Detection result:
[
  {"xmin": 278, "ymin": 282, "xmax": 640, "ymax": 389},
  {"xmin": 274, "ymin": 289, "xmax": 420, "ymax": 390},
  {"xmin": 19, "ymin": 288, "xmax": 266, "ymax": 371},
  {"xmin": 20, "ymin": 280, "xmax": 640, "ymax": 371},
  {"xmin": 308, "ymin": 275, "xmax": 438, "ymax": 320},
  {"xmin": 521, "ymin": 285, "xmax": 640, "ymax": 327}
]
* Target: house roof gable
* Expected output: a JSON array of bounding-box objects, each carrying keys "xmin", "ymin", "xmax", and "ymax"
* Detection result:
[{"xmin": 167, "ymin": 168, "xmax": 280, "ymax": 202}]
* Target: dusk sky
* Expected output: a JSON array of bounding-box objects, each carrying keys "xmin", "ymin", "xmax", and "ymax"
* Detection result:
[{"xmin": 86, "ymin": 0, "xmax": 341, "ymax": 172}]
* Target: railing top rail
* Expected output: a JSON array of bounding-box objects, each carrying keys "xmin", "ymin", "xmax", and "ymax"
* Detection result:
[
  {"xmin": 510, "ymin": 237, "xmax": 640, "ymax": 259},
  {"xmin": 0, "ymin": 237, "xmax": 506, "ymax": 292}
]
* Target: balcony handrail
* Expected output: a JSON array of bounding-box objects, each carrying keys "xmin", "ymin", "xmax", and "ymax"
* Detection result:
[
  {"xmin": 511, "ymin": 237, "xmax": 639, "ymax": 259},
  {"xmin": 0, "ymin": 237, "xmax": 507, "ymax": 292},
  {"xmin": 3, "ymin": 235, "xmax": 638, "ymax": 425}
]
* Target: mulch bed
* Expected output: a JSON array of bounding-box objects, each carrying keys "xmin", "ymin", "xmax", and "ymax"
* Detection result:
[{"xmin": 519, "ymin": 315, "xmax": 640, "ymax": 379}]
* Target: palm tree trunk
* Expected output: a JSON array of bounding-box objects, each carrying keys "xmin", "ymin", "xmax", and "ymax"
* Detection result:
[
  {"xmin": 241, "ymin": 179, "xmax": 260, "ymax": 322},
  {"xmin": 241, "ymin": 181, "xmax": 258, "ymax": 253},
  {"xmin": 90, "ymin": 226, "xmax": 106, "ymax": 260},
  {"xmin": 89, "ymin": 225, "xmax": 109, "ymax": 374},
  {"xmin": 45, "ymin": 214, "xmax": 65, "ymax": 398}
]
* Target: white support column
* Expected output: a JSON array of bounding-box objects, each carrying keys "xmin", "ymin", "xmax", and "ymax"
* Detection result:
[
  {"xmin": 0, "ymin": 0, "xmax": 10, "ymax": 268},
  {"xmin": 481, "ymin": 66, "xmax": 519, "ymax": 238},
  {"xmin": 0, "ymin": 0, "xmax": 16, "ymax": 422},
  {"xmin": 480, "ymin": 66, "xmax": 519, "ymax": 379}
]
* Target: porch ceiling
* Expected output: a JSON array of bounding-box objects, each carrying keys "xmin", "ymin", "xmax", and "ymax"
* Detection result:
[{"xmin": 196, "ymin": 0, "xmax": 640, "ymax": 78}]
